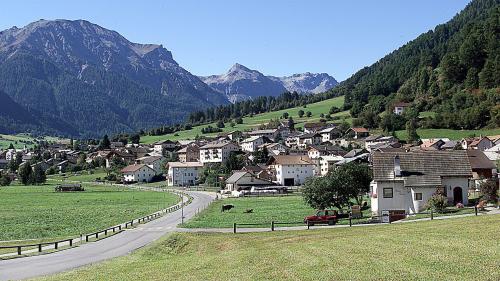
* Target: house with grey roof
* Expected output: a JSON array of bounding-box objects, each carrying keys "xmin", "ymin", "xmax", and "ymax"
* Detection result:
[
  {"xmin": 370, "ymin": 150, "xmax": 472, "ymax": 216},
  {"xmin": 225, "ymin": 171, "xmax": 274, "ymax": 191}
]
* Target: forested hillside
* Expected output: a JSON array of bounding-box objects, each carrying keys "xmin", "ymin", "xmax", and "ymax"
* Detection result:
[{"xmin": 330, "ymin": 0, "xmax": 499, "ymax": 132}]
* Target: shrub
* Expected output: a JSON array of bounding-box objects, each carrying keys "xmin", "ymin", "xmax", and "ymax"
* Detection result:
[
  {"xmin": 479, "ymin": 179, "xmax": 499, "ymax": 203},
  {"xmin": 425, "ymin": 193, "xmax": 448, "ymax": 212}
]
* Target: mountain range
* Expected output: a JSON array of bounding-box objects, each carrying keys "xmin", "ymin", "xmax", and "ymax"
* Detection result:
[
  {"xmin": 0, "ymin": 19, "xmax": 337, "ymax": 137},
  {"xmin": 200, "ymin": 64, "xmax": 337, "ymax": 102}
]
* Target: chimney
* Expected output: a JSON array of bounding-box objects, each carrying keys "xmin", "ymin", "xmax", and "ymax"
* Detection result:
[{"xmin": 394, "ymin": 155, "xmax": 401, "ymax": 177}]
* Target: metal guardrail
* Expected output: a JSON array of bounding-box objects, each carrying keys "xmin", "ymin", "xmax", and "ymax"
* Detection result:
[{"xmin": 1, "ymin": 190, "xmax": 193, "ymax": 258}]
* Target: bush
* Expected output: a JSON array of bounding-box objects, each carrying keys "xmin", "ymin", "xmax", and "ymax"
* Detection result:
[
  {"xmin": 425, "ymin": 193, "xmax": 448, "ymax": 212},
  {"xmin": 0, "ymin": 174, "xmax": 11, "ymax": 186},
  {"xmin": 479, "ymin": 179, "xmax": 499, "ymax": 203}
]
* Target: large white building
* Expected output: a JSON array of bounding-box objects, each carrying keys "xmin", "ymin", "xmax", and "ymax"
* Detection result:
[
  {"xmin": 370, "ymin": 151, "xmax": 472, "ymax": 216},
  {"xmin": 199, "ymin": 141, "xmax": 240, "ymax": 164},
  {"xmin": 318, "ymin": 155, "xmax": 344, "ymax": 176},
  {"xmin": 240, "ymin": 136, "xmax": 265, "ymax": 152},
  {"xmin": 166, "ymin": 162, "xmax": 204, "ymax": 186},
  {"xmin": 267, "ymin": 155, "xmax": 315, "ymax": 186},
  {"xmin": 136, "ymin": 155, "xmax": 164, "ymax": 175},
  {"xmin": 121, "ymin": 164, "xmax": 156, "ymax": 183}
]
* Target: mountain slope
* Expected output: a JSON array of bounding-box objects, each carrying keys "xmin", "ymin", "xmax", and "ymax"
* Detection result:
[
  {"xmin": 328, "ymin": 0, "xmax": 499, "ymax": 129},
  {"xmin": 201, "ymin": 64, "xmax": 337, "ymax": 103},
  {"xmin": 0, "ymin": 19, "xmax": 228, "ymax": 137},
  {"xmin": 201, "ymin": 63, "xmax": 287, "ymax": 103}
]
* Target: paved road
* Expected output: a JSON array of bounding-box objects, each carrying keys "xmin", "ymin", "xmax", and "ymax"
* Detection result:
[{"xmin": 0, "ymin": 191, "xmax": 215, "ymax": 281}]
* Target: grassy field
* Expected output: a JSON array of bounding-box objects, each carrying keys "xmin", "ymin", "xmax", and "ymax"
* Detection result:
[
  {"xmin": 0, "ymin": 184, "xmax": 179, "ymax": 242},
  {"xmin": 0, "ymin": 133, "xmax": 65, "ymax": 150},
  {"xmin": 39, "ymin": 215, "xmax": 500, "ymax": 281},
  {"xmin": 182, "ymin": 196, "xmax": 371, "ymax": 228},
  {"xmin": 48, "ymin": 169, "xmax": 109, "ymax": 183},
  {"xmin": 141, "ymin": 96, "xmax": 347, "ymax": 143},
  {"xmin": 395, "ymin": 128, "xmax": 500, "ymax": 141}
]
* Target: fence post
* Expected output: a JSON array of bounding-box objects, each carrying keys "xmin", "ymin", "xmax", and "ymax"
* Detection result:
[
  {"xmin": 349, "ymin": 213, "xmax": 352, "ymax": 227},
  {"xmin": 55, "ymin": 242, "xmax": 58, "ymax": 250},
  {"xmin": 86, "ymin": 235, "xmax": 89, "ymax": 242},
  {"xmin": 104, "ymin": 229, "xmax": 108, "ymax": 236},
  {"xmin": 69, "ymin": 239, "xmax": 73, "ymax": 247},
  {"xmin": 17, "ymin": 246, "xmax": 21, "ymax": 255},
  {"xmin": 38, "ymin": 244, "xmax": 42, "ymax": 252},
  {"xmin": 233, "ymin": 223, "xmax": 237, "ymax": 234},
  {"xmin": 271, "ymin": 221, "xmax": 275, "ymax": 231},
  {"xmin": 95, "ymin": 232, "xmax": 98, "ymax": 239},
  {"xmin": 431, "ymin": 209, "xmax": 434, "ymax": 220},
  {"xmin": 307, "ymin": 220, "xmax": 310, "ymax": 230},
  {"xmin": 474, "ymin": 205, "xmax": 478, "ymax": 216}
]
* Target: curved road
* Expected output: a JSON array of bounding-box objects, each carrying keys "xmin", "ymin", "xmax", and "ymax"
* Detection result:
[{"xmin": 0, "ymin": 191, "xmax": 215, "ymax": 281}]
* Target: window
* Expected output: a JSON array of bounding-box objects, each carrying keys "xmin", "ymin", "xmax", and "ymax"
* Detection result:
[
  {"xmin": 414, "ymin": 193, "xmax": 423, "ymax": 201},
  {"xmin": 383, "ymin": 188, "xmax": 393, "ymax": 198}
]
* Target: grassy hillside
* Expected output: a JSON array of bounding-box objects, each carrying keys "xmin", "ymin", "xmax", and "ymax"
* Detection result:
[
  {"xmin": 0, "ymin": 134, "xmax": 64, "ymax": 150},
  {"xmin": 141, "ymin": 96, "xmax": 347, "ymax": 143},
  {"xmin": 40, "ymin": 215, "xmax": 500, "ymax": 281}
]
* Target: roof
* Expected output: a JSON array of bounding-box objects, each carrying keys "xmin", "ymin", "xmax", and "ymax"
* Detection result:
[
  {"xmin": 394, "ymin": 102, "xmax": 411, "ymax": 107},
  {"xmin": 154, "ymin": 140, "xmax": 175, "ymax": 145},
  {"xmin": 121, "ymin": 164, "xmax": 150, "ymax": 173},
  {"xmin": 248, "ymin": 129, "xmax": 277, "ymax": 135},
  {"xmin": 467, "ymin": 150, "xmax": 496, "ymax": 170},
  {"xmin": 241, "ymin": 136, "xmax": 263, "ymax": 143},
  {"xmin": 200, "ymin": 141, "xmax": 236, "ymax": 149},
  {"xmin": 226, "ymin": 171, "xmax": 249, "ymax": 184},
  {"xmin": 351, "ymin": 127, "xmax": 369, "ymax": 133},
  {"xmin": 267, "ymin": 155, "xmax": 315, "ymax": 165},
  {"xmin": 167, "ymin": 162, "xmax": 204, "ymax": 168},
  {"xmin": 308, "ymin": 145, "xmax": 346, "ymax": 156},
  {"xmin": 136, "ymin": 156, "xmax": 163, "ymax": 164},
  {"xmin": 372, "ymin": 150, "xmax": 472, "ymax": 187}
]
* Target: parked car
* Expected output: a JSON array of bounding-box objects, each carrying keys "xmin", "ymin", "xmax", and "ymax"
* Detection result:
[{"xmin": 304, "ymin": 210, "xmax": 338, "ymax": 225}]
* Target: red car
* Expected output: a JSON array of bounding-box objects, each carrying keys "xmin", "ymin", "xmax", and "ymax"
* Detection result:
[{"xmin": 304, "ymin": 210, "xmax": 338, "ymax": 225}]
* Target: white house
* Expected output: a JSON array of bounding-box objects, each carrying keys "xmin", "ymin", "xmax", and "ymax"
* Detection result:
[
  {"xmin": 248, "ymin": 129, "xmax": 280, "ymax": 141},
  {"xmin": 318, "ymin": 155, "xmax": 344, "ymax": 176},
  {"xmin": 461, "ymin": 137, "xmax": 493, "ymax": 151},
  {"xmin": 166, "ymin": 162, "xmax": 204, "ymax": 186},
  {"xmin": 297, "ymin": 133, "xmax": 322, "ymax": 148},
  {"xmin": 240, "ymin": 136, "xmax": 265, "ymax": 152},
  {"xmin": 267, "ymin": 155, "xmax": 315, "ymax": 186},
  {"xmin": 307, "ymin": 145, "xmax": 346, "ymax": 159},
  {"xmin": 393, "ymin": 102, "xmax": 410, "ymax": 115},
  {"xmin": 319, "ymin": 127, "xmax": 342, "ymax": 143},
  {"xmin": 370, "ymin": 150, "xmax": 472, "ymax": 216},
  {"xmin": 121, "ymin": 164, "xmax": 156, "ymax": 183},
  {"xmin": 136, "ymin": 155, "xmax": 164, "ymax": 175},
  {"xmin": 153, "ymin": 140, "xmax": 177, "ymax": 153},
  {"xmin": 199, "ymin": 141, "xmax": 240, "ymax": 164},
  {"xmin": 259, "ymin": 143, "xmax": 288, "ymax": 156}
]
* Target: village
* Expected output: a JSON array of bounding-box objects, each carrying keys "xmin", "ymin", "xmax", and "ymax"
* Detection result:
[{"xmin": 1, "ymin": 103, "xmax": 499, "ymax": 219}]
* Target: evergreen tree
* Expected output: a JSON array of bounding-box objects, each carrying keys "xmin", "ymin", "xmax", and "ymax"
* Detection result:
[
  {"xmin": 100, "ymin": 134, "xmax": 111, "ymax": 149},
  {"xmin": 406, "ymin": 118, "xmax": 420, "ymax": 144}
]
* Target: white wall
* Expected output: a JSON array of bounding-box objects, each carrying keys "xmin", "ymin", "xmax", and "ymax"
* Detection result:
[{"xmin": 274, "ymin": 164, "xmax": 314, "ymax": 186}]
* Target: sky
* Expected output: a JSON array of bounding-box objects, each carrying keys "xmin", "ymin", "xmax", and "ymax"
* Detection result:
[{"xmin": 0, "ymin": 0, "xmax": 471, "ymax": 81}]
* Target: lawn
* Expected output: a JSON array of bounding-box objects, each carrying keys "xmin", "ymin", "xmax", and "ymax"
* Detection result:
[
  {"xmin": 140, "ymin": 96, "xmax": 346, "ymax": 143},
  {"xmin": 48, "ymin": 169, "xmax": 108, "ymax": 183},
  {"xmin": 39, "ymin": 215, "xmax": 500, "ymax": 281},
  {"xmin": 182, "ymin": 195, "xmax": 371, "ymax": 228},
  {"xmin": 0, "ymin": 184, "xmax": 179, "ymax": 242}
]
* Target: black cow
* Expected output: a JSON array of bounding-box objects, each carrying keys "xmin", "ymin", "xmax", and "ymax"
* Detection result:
[{"xmin": 221, "ymin": 204, "xmax": 234, "ymax": 212}]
